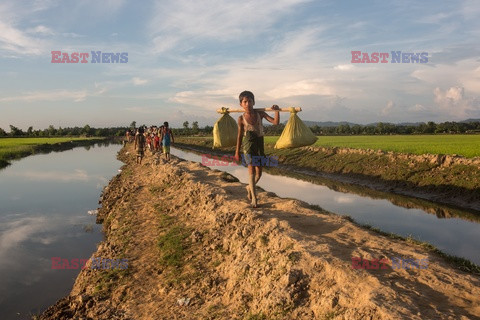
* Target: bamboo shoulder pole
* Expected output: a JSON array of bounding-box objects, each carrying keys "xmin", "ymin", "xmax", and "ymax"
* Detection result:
[{"xmin": 216, "ymin": 107, "xmax": 302, "ymax": 113}]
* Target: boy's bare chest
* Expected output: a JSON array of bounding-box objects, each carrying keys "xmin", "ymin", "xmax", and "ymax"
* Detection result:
[{"xmin": 243, "ymin": 113, "xmax": 259, "ymax": 126}]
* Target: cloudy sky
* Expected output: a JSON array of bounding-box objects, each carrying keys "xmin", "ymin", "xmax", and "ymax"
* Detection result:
[{"xmin": 1, "ymin": 0, "xmax": 479, "ymax": 130}]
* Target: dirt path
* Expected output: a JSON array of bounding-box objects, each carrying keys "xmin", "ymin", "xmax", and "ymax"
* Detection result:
[{"xmin": 38, "ymin": 145, "xmax": 480, "ymax": 320}]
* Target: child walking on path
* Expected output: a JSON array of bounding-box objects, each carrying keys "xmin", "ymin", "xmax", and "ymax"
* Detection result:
[
  {"xmin": 134, "ymin": 127, "xmax": 146, "ymax": 164},
  {"xmin": 161, "ymin": 122, "xmax": 174, "ymax": 162},
  {"xmin": 234, "ymin": 91, "xmax": 280, "ymax": 208}
]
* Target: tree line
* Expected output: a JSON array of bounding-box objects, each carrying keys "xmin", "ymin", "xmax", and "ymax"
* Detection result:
[
  {"xmin": 0, "ymin": 122, "xmax": 214, "ymax": 138},
  {"xmin": 2, "ymin": 120, "xmax": 480, "ymax": 138},
  {"xmin": 0, "ymin": 124, "xmax": 127, "ymax": 137},
  {"xmin": 263, "ymin": 121, "xmax": 480, "ymax": 136}
]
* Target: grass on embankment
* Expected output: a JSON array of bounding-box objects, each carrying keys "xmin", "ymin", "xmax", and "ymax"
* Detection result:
[
  {"xmin": 176, "ymin": 135, "xmax": 480, "ymax": 191},
  {"xmin": 0, "ymin": 137, "xmax": 103, "ymax": 168},
  {"xmin": 184, "ymin": 134, "xmax": 480, "ymax": 158}
]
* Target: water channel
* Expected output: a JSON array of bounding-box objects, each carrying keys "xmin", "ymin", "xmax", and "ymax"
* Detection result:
[
  {"xmin": 1, "ymin": 142, "xmax": 478, "ymax": 319},
  {"xmin": 0, "ymin": 141, "xmax": 122, "ymax": 319},
  {"xmin": 171, "ymin": 147, "xmax": 480, "ymax": 266}
]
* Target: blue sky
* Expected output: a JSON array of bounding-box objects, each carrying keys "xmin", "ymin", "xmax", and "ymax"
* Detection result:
[{"xmin": 1, "ymin": 0, "xmax": 479, "ymax": 129}]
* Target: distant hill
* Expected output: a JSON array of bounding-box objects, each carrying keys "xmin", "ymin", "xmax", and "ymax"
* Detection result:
[
  {"xmin": 282, "ymin": 120, "xmax": 359, "ymax": 127},
  {"xmin": 396, "ymin": 122, "xmax": 424, "ymax": 126},
  {"xmin": 461, "ymin": 119, "xmax": 480, "ymax": 123},
  {"xmin": 366, "ymin": 122, "xmax": 423, "ymax": 127},
  {"xmin": 277, "ymin": 119, "xmax": 480, "ymax": 127}
]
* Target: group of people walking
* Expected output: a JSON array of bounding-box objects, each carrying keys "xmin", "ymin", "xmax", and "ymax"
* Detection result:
[
  {"xmin": 124, "ymin": 90, "xmax": 278, "ymax": 209},
  {"xmin": 125, "ymin": 121, "xmax": 174, "ymax": 164}
]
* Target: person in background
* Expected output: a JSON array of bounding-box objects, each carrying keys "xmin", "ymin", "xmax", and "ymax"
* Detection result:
[
  {"xmin": 124, "ymin": 129, "xmax": 130, "ymax": 147},
  {"xmin": 146, "ymin": 131, "xmax": 152, "ymax": 153},
  {"xmin": 153, "ymin": 127, "xmax": 160, "ymax": 152},
  {"xmin": 161, "ymin": 122, "xmax": 174, "ymax": 162},
  {"xmin": 125, "ymin": 129, "xmax": 130, "ymax": 140},
  {"xmin": 159, "ymin": 125, "xmax": 165, "ymax": 152},
  {"xmin": 134, "ymin": 127, "xmax": 146, "ymax": 164}
]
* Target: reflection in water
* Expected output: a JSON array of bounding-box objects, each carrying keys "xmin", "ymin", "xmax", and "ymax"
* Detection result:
[
  {"xmin": 4, "ymin": 169, "xmax": 107, "ymax": 183},
  {"xmin": 266, "ymin": 167, "xmax": 480, "ymax": 223},
  {"xmin": 171, "ymin": 147, "xmax": 480, "ymax": 266},
  {"xmin": 0, "ymin": 141, "xmax": 122, "ymax": 318}
]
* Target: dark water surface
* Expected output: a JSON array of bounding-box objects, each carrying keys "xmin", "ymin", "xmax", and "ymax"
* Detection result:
[
  {"xmin": 0, "ymin": 142, "xmax": 122, "ymax": 319},
  {"xmin": 1, "ymin": 143, "xmax": 478, "ymax": 319},
  {"xmin": 171, "ymin": 147, "xmax": 480, "ymax": 266}
]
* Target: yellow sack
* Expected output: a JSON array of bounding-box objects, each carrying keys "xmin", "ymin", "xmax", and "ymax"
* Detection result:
[
  {"xmin": 275, "ymin": 107, "xmax": 317, "ymax": 149},
  {"xmin": 213, "ymin": 108, "xmax": 238, "ymax": 149}
]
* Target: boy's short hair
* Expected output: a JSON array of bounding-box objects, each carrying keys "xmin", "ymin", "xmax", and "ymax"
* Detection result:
[
  {"xmin": 239, "ymin": 91, "xmax": 255, "ymax": 104},
  {"xmin": 138, "ymin": 127, "xmax": 144, "ymax": 133},
  {"xmin": 164, "ymin": 122, "xmax": 169, "ymax": 127}
]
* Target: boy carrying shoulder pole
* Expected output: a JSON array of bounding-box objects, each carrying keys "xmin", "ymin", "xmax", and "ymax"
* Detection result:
[{"xmin": 233, "ymin": 91, "xmax": 280, "ymax": 208}]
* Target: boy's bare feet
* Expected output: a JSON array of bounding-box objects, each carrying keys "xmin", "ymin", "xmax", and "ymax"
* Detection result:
[
  {"xmin": 251, "ymin": 195, "xmax": 258, "ymax": 208},
  {"xmin": 246, "ymin": 186, "xmax": 252, "ymax": 200}
]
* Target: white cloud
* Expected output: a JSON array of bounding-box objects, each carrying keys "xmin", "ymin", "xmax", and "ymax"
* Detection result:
[
  {"xmin": 61, "ymin": 32, "xmax": 85, "ymax": 38},
  {"xmin": 6, "ymin": 169, "xmax": 93, "ymax": 182},
  {"xmin": 0, "ymin": 20, "xmax": 46, "ymax": 55},
  {"xmin": 334, "ymin": 195, "xmax": 355, "ymax": 204},
  {"xmin": 0, "ymin": 2, "xmax": 54, "ymax": 55},
  {"xmin": 418, "ymin": 13, "xmax": 451, "ymax": 24},
  {"xmin": 432, "ymin": 86, "xmax": 480, "ymax": 119},
  {"xmin": 132, "ymin": 77, "xmax": 148, "ymax": 86},
  {"xmin": 31, "ymin": 0, "xmax": 61, "ymax": 13},
  {"xmin": 149, "ymin": 0, "xmax": 311, "ymax": 52},
  {"xmin": 94, "ymin": 82, "xmax": 108, "ymax": 95},
  {"xmin": 168, "ymin": 90, "xmax": 232, "ymax": 111},
  {"xmin": 436, "ymin": 86, "xmax": 464, "ymax": 102},
  {"xmin": 151, "ymin": 35, "xmax": 182, "ymax": 54},
  {"xmin": 265, "ymin": 79, "xmax": 335, "ymax": 99},
  {"xmin": 404, "ymin": 87, "xmax": 480, "ymax": 120},
  {"xmin": 461, "ymin": 0, "xmax": 480, "ymax": 20},
  {"xmin": 411, "ymin": 58, "xmax": 480, "ymax": 94},
  {"xmin": 382, "ymin": 100, "xmax": 395, "ymax": 116},
  {"xmin": 25, "ymin": 25, "xmax": 55, "ymax": 36},
  {"xmin": 0, "ymin": 90, "xmax": 88, "ymax": 102},
  {"xmin": 124, "ymin": 106, "xmax": 159, "ymax": 114},
  {"xmin": 0, "ymin": 217, "xmax": 47, "ymax": 255},
  {"xmin": 147, "ymin": 25, "xmax": 335, "ymax": 108},
  {"xmin": 334, "ymin": 64, "xmax": 354, "ymax": 71},
  {"xmin": 409, "ymin": 103, "xmax": 427, "ymax": 112}
]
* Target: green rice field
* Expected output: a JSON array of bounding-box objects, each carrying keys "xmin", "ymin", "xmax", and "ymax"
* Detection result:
[
  {"xmin": 187, "ymin": 135, "xmax": 480, "ymax": 158},
  {"xmin": 263, "ymin": 135, "xmax": 480, "ymax": 158},
  {"xmin": 0, "ymin": 137, "xmax": 101, "ymax": 166}
]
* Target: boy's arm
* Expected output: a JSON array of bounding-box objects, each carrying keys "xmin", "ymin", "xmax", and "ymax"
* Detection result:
[
  {"xmin": 170, "ymin": 129, "xmax": 174, "ymax": 144},
  {"xmin": 262, "ymin": 105, "xmax": 280, "ymax": 125},
  {"xmin": 234, "ymin": 116, "xmax": 244, "ymax": 161}
]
